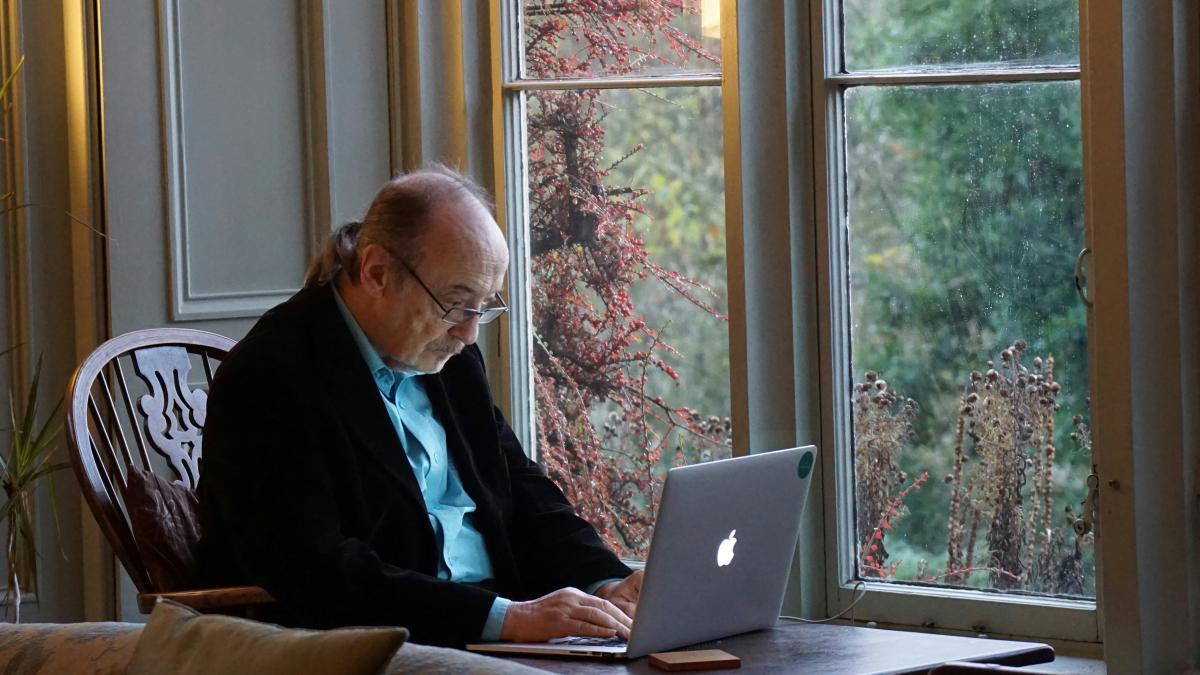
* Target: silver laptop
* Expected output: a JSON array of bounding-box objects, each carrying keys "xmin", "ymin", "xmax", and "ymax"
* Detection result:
[{"xmin": 467, "ymin": 445, "xmax": 817, "ymax": 660}]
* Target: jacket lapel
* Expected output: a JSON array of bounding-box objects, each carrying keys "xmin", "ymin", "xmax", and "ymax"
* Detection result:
[
  {"xmin": 423, "ymin": 370, "xmax": 519, "ymax": 587},
  {"xmin": 304, "ymin": 285, "xmax": 428, "ymax": 512}
]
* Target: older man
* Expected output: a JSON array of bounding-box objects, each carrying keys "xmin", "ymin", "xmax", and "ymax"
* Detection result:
[{"xmin": 197, "ymin": 167, "xmax": 642, "ymax": 647}]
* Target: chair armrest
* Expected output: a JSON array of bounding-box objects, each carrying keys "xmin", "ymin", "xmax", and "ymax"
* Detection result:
[{"xmin": 137, "ymin": 585, "xmax": 275, "ymax": 614}]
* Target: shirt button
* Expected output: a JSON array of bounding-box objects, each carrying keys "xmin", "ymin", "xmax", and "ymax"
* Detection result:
[{"xmin": 398, "ymin": 400, "xmax": 407, "ymax": 410}]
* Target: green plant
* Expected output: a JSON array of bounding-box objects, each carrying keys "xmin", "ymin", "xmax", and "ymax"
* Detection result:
[
  {"xmin": 0, "ymin": 355, "xmax": 68, "ymax": 622},
  {"xmin": 0, "ymin": 54, "xmax": 23, "ymax": 216},
  {"xmin": 1, "ymin": 55, "xmax": 74, "ymax": 622}
]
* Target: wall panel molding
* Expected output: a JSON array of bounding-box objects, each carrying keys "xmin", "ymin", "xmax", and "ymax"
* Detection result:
[{"xmin": 157, "ymin": 0, "xmax": 318, "ymax": 320}]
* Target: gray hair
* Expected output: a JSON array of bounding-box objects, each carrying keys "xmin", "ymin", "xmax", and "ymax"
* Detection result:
[{"xmin": 303, "ymin": 165, "xmax": 494, "ymax": 288}]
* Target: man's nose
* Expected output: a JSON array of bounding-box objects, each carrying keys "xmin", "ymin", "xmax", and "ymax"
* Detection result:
[{"xmin": 448, "ymin": 316, "xmax": 481, "ymax": 345}]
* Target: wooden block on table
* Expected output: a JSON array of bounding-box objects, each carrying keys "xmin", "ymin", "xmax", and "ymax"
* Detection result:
[{"xmin": 649, "ymin": 649, "xmax": 742, "ymax": 671}]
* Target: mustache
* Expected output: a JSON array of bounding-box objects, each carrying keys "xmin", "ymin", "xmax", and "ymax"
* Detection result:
[{"xmin": 433, "ymin": 341, "xmax": 463, "ymax": 355}]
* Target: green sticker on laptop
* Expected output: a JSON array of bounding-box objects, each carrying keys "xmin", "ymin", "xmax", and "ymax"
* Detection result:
[{"xmin": 797, "ymin": 451, "xmax": 814, "ymax": 479}]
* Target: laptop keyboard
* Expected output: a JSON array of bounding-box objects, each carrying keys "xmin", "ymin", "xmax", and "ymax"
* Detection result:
[{"xmin": 549, "ymin": 636, "xmax": 628, "ymax": 647}]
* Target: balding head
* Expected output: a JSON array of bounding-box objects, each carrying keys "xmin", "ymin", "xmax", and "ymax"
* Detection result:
[
  {"xmin": 304, "ymin": 165, "xmax": 499, "ymax": 287},
  {"xmin": 310, "ymin": 166, "xmax": 509, "ymax": 373}
]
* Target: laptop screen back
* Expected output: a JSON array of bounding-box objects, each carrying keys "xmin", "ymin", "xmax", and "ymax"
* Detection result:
[{"xmin": 625, "ymin": 445, "xmax": 817, "ymax": 658}]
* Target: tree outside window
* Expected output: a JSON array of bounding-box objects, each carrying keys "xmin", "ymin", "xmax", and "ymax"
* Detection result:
[
  {"xmin": 838, "ymin": 0, "xmax": 1093, "ymax": 598},
  {"xmin": 511, "ymin": 0, "xmax": 730, "ymax": 558}
]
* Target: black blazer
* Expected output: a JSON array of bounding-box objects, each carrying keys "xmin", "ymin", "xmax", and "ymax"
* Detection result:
[{"xmin": 196, "ymin": 283, "xmax": 631, "ymax": 646}]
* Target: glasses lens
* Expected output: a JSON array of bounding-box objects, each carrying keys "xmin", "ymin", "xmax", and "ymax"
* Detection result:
[
  {"xmin": 443, "ymin": 309, "xmax": 473, "ymax": 325},
  {"xmin": 477, "ymin": 307, "xmax": 508, "ymax": 325}
]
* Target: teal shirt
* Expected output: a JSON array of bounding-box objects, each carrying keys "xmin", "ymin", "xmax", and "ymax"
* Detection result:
[{"xmin": 332, "ymin": 287, "xmax": 510, "ymax": 640}]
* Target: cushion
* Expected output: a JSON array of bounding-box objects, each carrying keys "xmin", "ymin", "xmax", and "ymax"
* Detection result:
[
  {"xmin": 383, "ymin": 643, "xmax": 551, "ymax": 674},
  {"xmin": 124, "ymin": 466, "xmax": 202, "ymax": 591},
  {"xmin": 128, "ymin": 599, "xmax": 407, "ymax": 675},
  {"xmin": 0, "ymin": 622, "xmax": 142, "ymax": 675}
]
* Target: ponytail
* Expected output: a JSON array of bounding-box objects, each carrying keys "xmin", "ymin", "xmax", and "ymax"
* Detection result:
[{"xmin": 303, "ymin": 220, "xmax": 362, "ymax": 288}]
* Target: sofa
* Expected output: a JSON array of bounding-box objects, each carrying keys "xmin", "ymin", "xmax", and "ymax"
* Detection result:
[{"xmin": 0, "ymin": 621, "xmax": 548, "ymax": 674}]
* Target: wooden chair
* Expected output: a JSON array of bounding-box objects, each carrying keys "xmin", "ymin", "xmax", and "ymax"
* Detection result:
[{"xmin": 65, "ymin": 328, "xmax": 273, "ymax": 614}]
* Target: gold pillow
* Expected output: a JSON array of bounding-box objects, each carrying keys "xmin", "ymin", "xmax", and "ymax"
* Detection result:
[{"xmin": 128, "ymin": 599, "xmax": 407, "ymax": 675}]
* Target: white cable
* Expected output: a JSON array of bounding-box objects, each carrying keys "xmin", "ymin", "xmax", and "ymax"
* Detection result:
[{"xmin": 779, "ymin": 581, "xmax": 869, "ymax": 624}]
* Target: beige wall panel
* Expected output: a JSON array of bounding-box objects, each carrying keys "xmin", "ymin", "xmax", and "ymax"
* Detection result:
[
  {"xmin": 163, "ymin": 0, "xmax": 310, "ymax": 318},
  {"xmin": 95, "ymin": 0, "xmax": 391, "ymax": 619}
]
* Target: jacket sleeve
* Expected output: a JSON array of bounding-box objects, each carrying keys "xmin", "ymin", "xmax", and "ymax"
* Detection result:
[
  {"xmin": 469, "ymin": 351, "xmax": 632, "ymax": 596},
  {"xmin": 198, "ymin": 348, "xmax": 497, "ymax": 647}
]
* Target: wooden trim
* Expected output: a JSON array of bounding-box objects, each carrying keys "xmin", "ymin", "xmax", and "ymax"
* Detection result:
[
  {"xmin": 1, "ymin": 0, "xmax": 34, "ymax": 603},
  {"xmin": 828, "ymin": 67, "xmax": 1079, "ymax": 86},
  {"xmin": 1079, "ymin": 0, "xmax": 1134, "ymax": 664},
  {"xmin": 721, "ymin": 0, "xmax": 746, "ymax": 460},
  {"xmin": 504, "ymin": 73, "xmax": 722, "ymax": 91},
  {"xmin": 66, "ymin": 0, "xmax": 116, "ymax": 622},
  {"xmin": 137, "ymin": 586, "xmax": 274, "ymax": 614},
  {"xmin": 1, "ymin": 0, "xmax": 30, "ymax": 395},
  {"xmin": 497, "ymin": 0, "xmax": 536, "ymax": 456},
  {"xmin": 300, "ymin": 0, "xmax": 334, "ymax": 259},
  {"xmin": 485, "ymin": 0, "xmax": 513, "ymax": 423}
]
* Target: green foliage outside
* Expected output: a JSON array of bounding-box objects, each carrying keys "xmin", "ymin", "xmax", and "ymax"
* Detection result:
[
  {"xmin": 522, "ymin": 0, "xmax": 1092, "ymax": 594},
  {"xmin": 843, "ymin": 0, "xmax": 1092, "ymax": 595},
  {"xmin": 599, "ymin": 86, "xmax": 729, "ymax": 426}
]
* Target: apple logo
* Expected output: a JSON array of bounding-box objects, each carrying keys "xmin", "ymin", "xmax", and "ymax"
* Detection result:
[{"xmin": 716, "ymin": 529, "xmax": 737, "ymax": 567}]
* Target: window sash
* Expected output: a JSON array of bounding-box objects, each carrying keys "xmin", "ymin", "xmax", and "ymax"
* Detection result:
[
  {"xmin": 492, "ymin": 0, "xmax": 1100, "ymax": 645},
  {"xmin": 811, "ymin": 0, "xmax": 1099, "ymax": 643}
]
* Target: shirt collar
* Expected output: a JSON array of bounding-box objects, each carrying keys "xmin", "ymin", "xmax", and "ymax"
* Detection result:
[{"xmin": 331, "ymin": 284, "xmax": 419, "ymax": 392}]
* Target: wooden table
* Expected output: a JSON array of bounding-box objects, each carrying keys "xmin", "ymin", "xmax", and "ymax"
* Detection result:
[{"xmin": 506, "ymin": 622, "xmax": 1055, "ymax": 674}]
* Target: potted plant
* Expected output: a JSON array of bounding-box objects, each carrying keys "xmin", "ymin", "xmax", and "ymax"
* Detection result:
[
  {"xmin": 0, "ymin": 55, "xmax": 72, "ymax": 622},
  {"xmin": 0, "ymin": 355, "xmax": 68, "ymax": 622}
]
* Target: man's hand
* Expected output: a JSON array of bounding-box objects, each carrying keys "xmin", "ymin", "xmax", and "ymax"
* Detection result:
[
  {"xmin": 499, "ymin": 587, "xmax": 633, "ymax": 643},
  {"xmin": 593, "ymin": 570, "xmax": 644, "ymax": 619}
]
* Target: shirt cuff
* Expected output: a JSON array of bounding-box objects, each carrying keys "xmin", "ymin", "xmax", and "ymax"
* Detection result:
[
  {"xmin": 584, "ymin": 577, "xmax": 626, "ymax": 596},
  {"xmin": 480, "ymin": 597, "xmax": 511, "ymax": 642}
]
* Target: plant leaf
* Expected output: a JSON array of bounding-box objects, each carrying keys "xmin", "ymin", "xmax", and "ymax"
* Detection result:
[
  {"xmin": 19, "ymin": 356, "xmax": 45, "ymax": 462},
  {"xmin": 45, "ymin": 472, "xmax": 67, "ymax": 561},
  {"xmin": 0, "ymin": 55, "xmax": 23, "ymax": 102},
  {"xmin": 33, "ymin": 394, "xmax": 64, "ymax": 447}
]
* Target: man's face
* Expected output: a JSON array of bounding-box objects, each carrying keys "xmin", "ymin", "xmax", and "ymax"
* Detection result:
[{"xmin": 360, "ymin": 200, "xmax": 509, "ymax": 374}]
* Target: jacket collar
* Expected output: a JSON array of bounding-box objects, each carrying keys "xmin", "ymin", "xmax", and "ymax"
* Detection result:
[{"xmin": 300, "ymin": 283, "xmax": 430, "ymax": 508}]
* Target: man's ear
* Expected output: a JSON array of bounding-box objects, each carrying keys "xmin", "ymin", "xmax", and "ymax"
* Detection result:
[{"xmin": 358, "ymin": 243, "xmax": 393, "ymax": 297}]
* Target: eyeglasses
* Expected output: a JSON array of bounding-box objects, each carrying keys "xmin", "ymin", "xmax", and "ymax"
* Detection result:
[{"xmin": 398, "ymin": 259, "xmax": 509, "ymax": 326}]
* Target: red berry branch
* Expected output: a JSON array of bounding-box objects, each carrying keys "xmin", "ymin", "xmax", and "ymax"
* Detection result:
[{"xmin": 524, "ymin": 0, "xmax": 726, "ymax": 556}]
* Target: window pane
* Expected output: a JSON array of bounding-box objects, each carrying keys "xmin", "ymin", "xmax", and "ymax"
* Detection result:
[
  {"xmin": 845, "ymin": 83, "xmax": 1093, "ymax": 597},
  {"xmin": 842, "ymin": 0, "xmax": 1079, "ymax": 72},
  {"xmin": 521, "ymin": 0, "xmax": 721, "ymax": 80},
  {"xmin": 526, "ymin": 86, "xmax": 730, "ymax": 558}
]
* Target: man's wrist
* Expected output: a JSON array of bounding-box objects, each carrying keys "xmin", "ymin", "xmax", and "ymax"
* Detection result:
[
  {"xmin": 585, "ymin": 577, "xmax": 625, "ymax": 596},
  {"xmin": 480, "ymin": 597, "xmax": 511, "ymax": 642}
]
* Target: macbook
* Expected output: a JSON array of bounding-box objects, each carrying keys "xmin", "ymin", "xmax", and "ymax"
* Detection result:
[{"xmin": 466, "ymin": 445, "xmax": 817, "ymax": 659}]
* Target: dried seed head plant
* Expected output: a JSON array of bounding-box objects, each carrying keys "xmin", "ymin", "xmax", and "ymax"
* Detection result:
[
  {"xmin": 857, "ymin": 342, "xmax": 1089, "ymax": 595},
  {"xmin": 852, "ymin": 370, "xmax": 918, "ymax": 575},
  {"xmin": 943, "ymin": 340, "xmax": 1079, "ymax": 592}
]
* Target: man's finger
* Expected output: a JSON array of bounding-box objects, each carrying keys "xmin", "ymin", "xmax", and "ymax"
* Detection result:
[
  {"xmin": 611, "ymin": 598, "xmax": 637, "ymax": 619},
  {"xmin": 580, "ymin": 595, "xmax": 633, "ymax": 629},
  {"xmin": 571, "ymin": 604, "xmax": 629, "ymax": 633},
  {"xmin": 565, "ymin": 610, "xmax": 628, "ymax": 640},
  {"xmin": 565, "ymin": 617, "xmax": 623, "ymax": 639},
  {"xmin": 627, "ymin": 570, "xmax": 645, "ymax": 591}
]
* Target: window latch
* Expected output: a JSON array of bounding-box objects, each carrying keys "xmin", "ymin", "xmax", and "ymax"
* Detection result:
[
  {"xmin": 1073, "ymin": 469, "xmax": 1100, "ymax": 537},
  {"xmin": 1074, "ymin": 247, "xmax": 1094, "ymax": 307}
]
